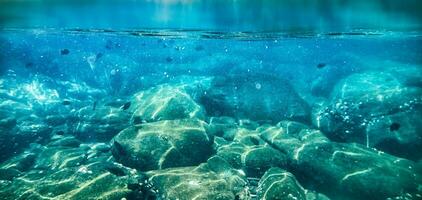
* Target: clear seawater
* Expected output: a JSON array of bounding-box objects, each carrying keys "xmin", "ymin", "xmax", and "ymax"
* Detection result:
[{"xmin": 0, "ymin": 1, "xmax": 422, "ymax": 200}]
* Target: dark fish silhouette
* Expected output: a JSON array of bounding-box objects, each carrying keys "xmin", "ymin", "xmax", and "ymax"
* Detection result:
[
  {"xmin": 62, "ymin": 100, "xmax": 71, "ymax": 105},
  {"xmin": 60, "ymin": 49, "xmax": 70, "ymax": 55},
  {"xmin": 317, "ymin": 63, "xmax": 327, "ymax": 69},
  {"xmin": 121, "ymin": 102, "xmax": 131, "ymax": 110},
  {"xmin": 25, "ymin": 62, "xmax": 34, "ymax": 69},
  {"xmin": 195, "ymin": 45, "xmax": 204, "ymax": 51},
  {"xmin": 390, "ymin": 122, "xmax": 400, "ymax": 131},
  {"xmin": 166, "ymin": 57, "xmax": 173, "ymax": 62},
  {"xmin": 92, "ymin": 101, "xmax": 97, "ymax": 111},
  {"xmin": 96, "ymin": 53, "xmax": 104, "ymax": 59}
]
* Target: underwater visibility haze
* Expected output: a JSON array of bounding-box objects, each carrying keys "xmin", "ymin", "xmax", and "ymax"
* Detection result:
[{"xmin": 0, "ymin": 1, "xmax": 422, "ymax": 200}]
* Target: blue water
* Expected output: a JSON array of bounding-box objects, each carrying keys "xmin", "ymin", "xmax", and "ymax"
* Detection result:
[
  {"xmin": 0, "ymin": 1, "xmax": 422, "ymax": 199},
  {"xmin": 0, "ymin": 28, "xmax": 421, "ymax": 200}
]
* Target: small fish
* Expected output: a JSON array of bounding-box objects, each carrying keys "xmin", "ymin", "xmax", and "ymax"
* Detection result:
[
  {"xmin": 96, "ymin": 53, "xmax": 104, "ymax": 59},
  {"xmin": 120, "ymin": 102, "xmax": 131, "ymax": 110},
  {"xmin": 195, "ymin": 45, "xmax": 204, "ymax": 51},
  {"xmin": 317, "ymin": 63, "xmax": 327, "ymax": 69},
  {"xmin": 62, "ymin": 100, "xmax": 71, "ymax": 105},
  {"xmin": 25, "ymin": 62, "xmax": 34, "ymax": 69},
  {"xmin": 60, "ymin": 49, "xmax": 70, "ymax": 55},
  {"xmin": 92, "ymin": 101, "xmax": 97, "ymax": 111},
  {"xmin": 390, "ymin": 122, "xmax": 400, "ymax": 131},
  {"xmin": 166, "ymin": 57, "xmax": 173, "ymax": 62}
]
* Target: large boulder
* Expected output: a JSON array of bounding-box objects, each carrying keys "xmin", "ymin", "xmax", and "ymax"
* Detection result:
[
  {"xmin": 257, "ymin": 167, "xmax": 330, "ymax": 200},
  {"xmin": 312, "ymin": 72, "xmax": 422, "ymax": 160},
  {"xmin": 200, "ymin": 73, "xmax": 310, "ymax": 123},
  {"xmin": 144, "ymin": 163, "xmax": 248, "ymax": 200},
  {"xmin": 131, "ymin": 84, "xmax": 205, "ymax": 122},
  {"xmin": 211, "ymin": 126, "xmax": 288, "ymax": 178},
  {"xmin": 259, "ymin": 121, "xmax": 421, "ymax": 200},
  {"xmin": 112, "ymin": 119, "xmax": 213, "ymax": 171}
]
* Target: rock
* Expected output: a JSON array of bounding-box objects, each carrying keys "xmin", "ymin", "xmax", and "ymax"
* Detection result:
[
  {"xmin": 0, "ymin": 107, "xmax": 51, "ymax": 162},
  {"xmin": 0, "ymin": 166, "xmax": 130, "ymax": 200},
  {"xmin": 0, "ymin": 74, "xmax": 104, "ymax": 161},
  {"xmin": 206, "ymin": 116, "xmax": 239, "ymax": 140},
  {"xmin": 200, "ymin": 73, "xmax": 310, "ymax": 123},
  {"xmin": 49, "ymin": 136, "xmax": 81, "ymax": 148},
  {"xmin": 312, "ymin": 72, "xmax": 422, "ymax": 160},
  {"xmin": 72, "ymin": 105, "xmax": 131, "ymax": 141},
  {"xmin": 0, "ymin": 141, "xmax": 132, "ymax": 200},
  {"xmin": 144, "ymin": 163, "xmax": 248, "ymax": 200},
  {"xmin": 259, "ymin": 121, "xmax": 420, "ymax": 200},
  {"xmin": 0, "ymin": 168, "xmax": 21, "ymax": 181},
  {"xmin": 90, "ymin": 143, "xmax": 111, "ymax": 153},
  {"xmin": 131, "ymin": 84, "xmax": 205, "ymax": 122},
  {"xmin": 213, "ymin": 127, "xmax": 288, "ymax": 178},
  {"xmin": 257, "ymin": 167, "xmax": 329, "ymax": 200},
  {"xmin": 112, "ymin": 119, "xmax": 213, "ymax": 171}
]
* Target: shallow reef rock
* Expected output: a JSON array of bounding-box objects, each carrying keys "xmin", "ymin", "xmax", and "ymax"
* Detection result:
[
  {"xmin": 259, "ymin": 121, "xmax": 421, "ymax": 200},
  {"xmin": 211, "ymin": 127, "xmax": 288, "ymax": 178},
  {"xmin": 0, "ymin": 74, "xmax": 109, "ymax": 161},
  {"xmin": 257, "ymin": 167, "xmax": 330, "ymax": 200},
  {"xmin": 200, "ymin": 73, "xmax": 310, "ymax": 123},
  {"xmin": 312, "ymin": 72, "xmax": 422, "ymax": 160},
  {"xmin": 131, "ymin": 84, "xmax": 205, "ymax": 122},
  {"xmin": 112, "ymin": 119, "xmax": 213, "ymax": 171},
  {"xmin": 0, "ymin": 136, "xmax": 132, "ymax": 200},
  {"xmin": 0, "ymin": 100, "xmax": 51, "ymax": 162},
  {"xmin": 72, "ymin": 105, "xmax": 131, "ymax": 141},
  {"xmin": 144, "ymin": 163, "xmax": 249, "ymax": 200}
]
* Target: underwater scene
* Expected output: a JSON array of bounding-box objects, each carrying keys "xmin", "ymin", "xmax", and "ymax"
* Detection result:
[{"xmin": 1, "ymin": 1, "xmax": 422, "ymax": 200}]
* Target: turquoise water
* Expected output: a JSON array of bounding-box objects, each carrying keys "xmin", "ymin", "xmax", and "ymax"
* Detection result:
[{"xmin": 1, "ymin": 1, "xmax": 422, "ymax": 200}]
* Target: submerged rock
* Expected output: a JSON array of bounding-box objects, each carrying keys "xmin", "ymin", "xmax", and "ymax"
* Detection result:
[
  {"xmin": 211, "ymin": 126, "xmax": 288, "ymax": 178},
  {"xmin": 145, "ymin": 163, "xmax": 248, "ymax": 200},
  {"xmin": 112, "ymin": 119, "xmax": 213, "ymax": 171},
  {"xmin": 0, "ymin": 103, "xmax": 51, "ymax": 162},
  {"xmin": 312, "ymin": 72, "xmax": 422, "ymax": 160},
  {"xmin": 0, "ymin": 139, "xmax": 133, "ymax": 200},
  {"xmin": 200, "ymin": 73, "xmax": 310, "ymax": 123},
  {"xmin": 72, "ymin": 105, "xmax": 131, "ymax": 141},
  {"xmin": 259, "ymin": 121, "xmax": 420, "ymax": 200},
  {"xmin": 257, "ymin": 167, "xmax": 330, "ymax": 200},
  {"xmin": 131, "ymin": 84, "xmax": 205, "ymax": 122}
]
